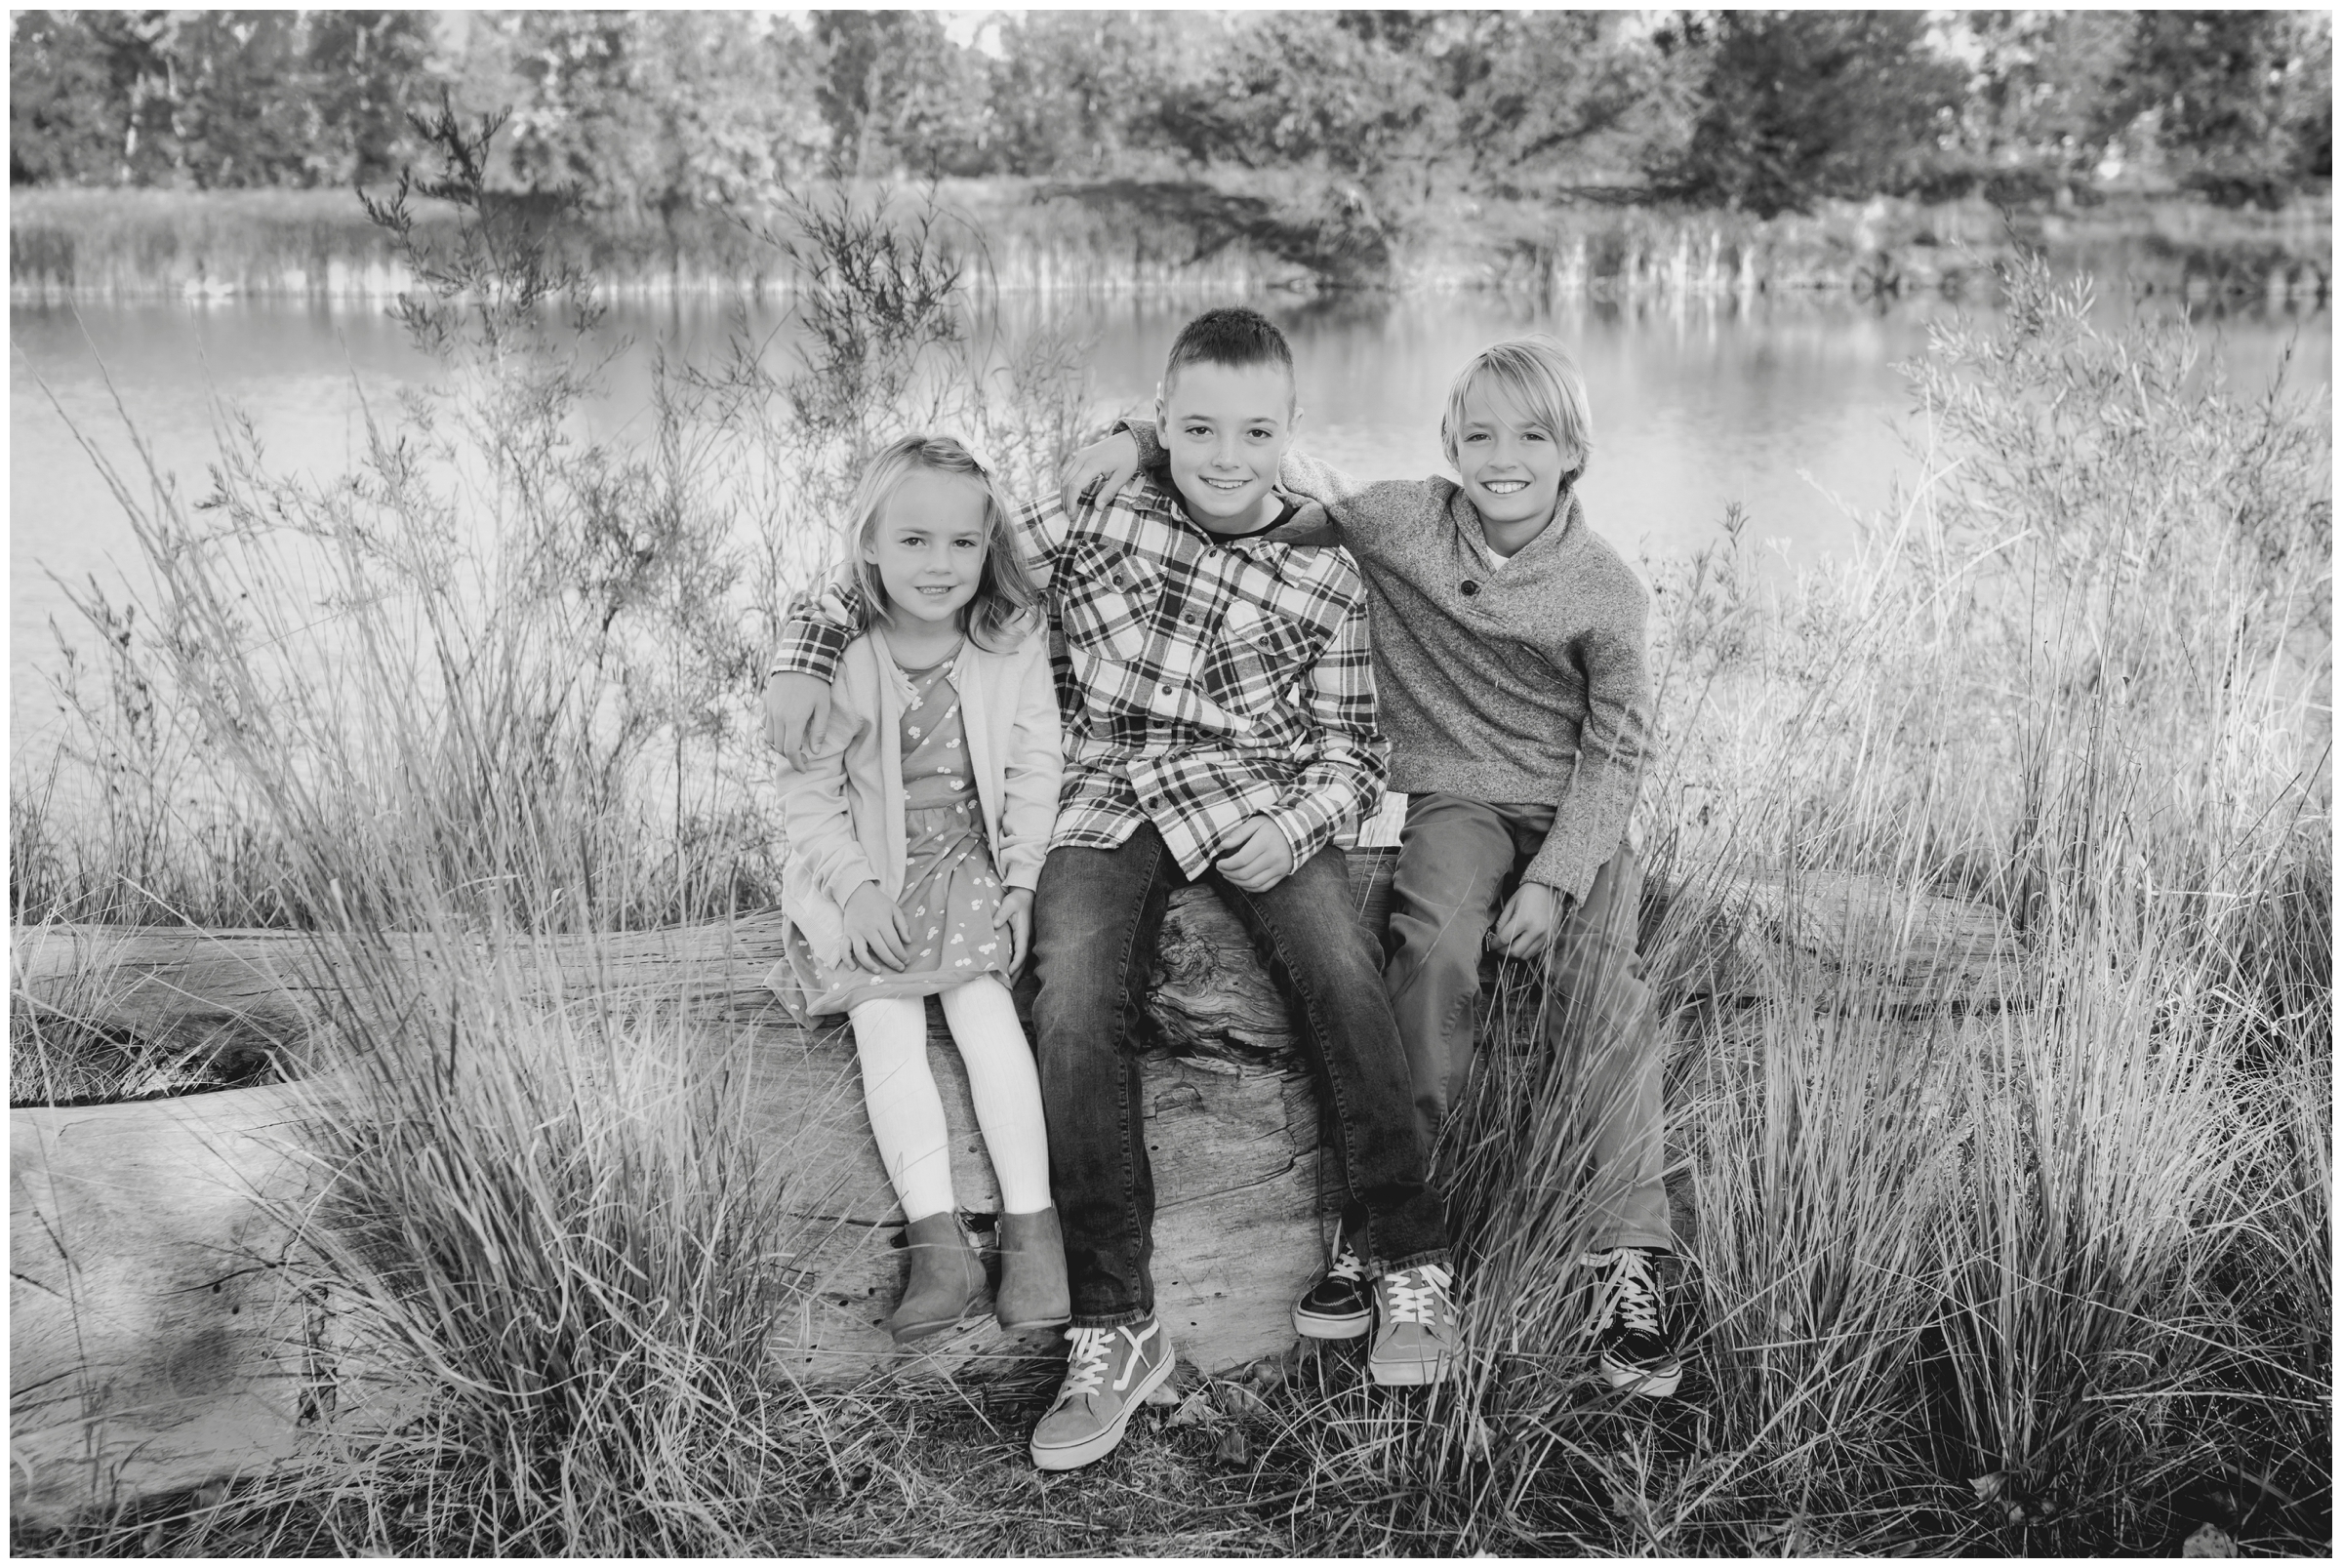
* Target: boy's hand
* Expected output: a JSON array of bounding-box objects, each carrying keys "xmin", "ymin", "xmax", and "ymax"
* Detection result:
[
  {"xmin": 1059, "ymin": 429, "xmax": 1142, "ymax": 516},
  {"xmin": 1492, "ymin": 882, "xmax": 1568, "ymax": 961},
  {"xmin": 842, "ymin": 882, "xmax": 910, "ymax": 972},
  {"xmin": 1216, "ymin": 817, "xmax": 1296, "ymax": 893},
  {"xmin": 993, "ymin": 886, "xmax": 1034, "ymax": 971},
  {"xmin": 763, "ymin": 673, "xmax": 833, "ymax": 771}
]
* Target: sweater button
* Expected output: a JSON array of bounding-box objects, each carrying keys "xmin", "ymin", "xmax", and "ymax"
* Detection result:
[{"xmin": 1461, "ymin": 580, "xmax": 1482, "ymax": 596}]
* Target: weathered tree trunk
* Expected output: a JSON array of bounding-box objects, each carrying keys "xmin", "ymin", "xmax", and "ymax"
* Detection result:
[{"xmin": 10, "ymin": 852, "xmax": 2025, "ymax": 1520}]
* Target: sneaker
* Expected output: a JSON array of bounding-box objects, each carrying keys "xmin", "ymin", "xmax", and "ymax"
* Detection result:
[
  {"xmin": 1293, "ymin": 1223, "xmax": 1372, "ymax": 1340},
  {"xmin": 1367, "ymin": 1263, "xmax": 1458, "ymax": 1387},
  {"xmin": 1585, "ymin": 1247, "xmax": 1682, "ymax": 1397},
  {"xmin": 1028, "ymin": 1317, "xmax": 1177, "ymax": 1471}
]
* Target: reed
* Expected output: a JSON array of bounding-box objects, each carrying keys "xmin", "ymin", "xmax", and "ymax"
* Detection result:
[
  {"xmin": 10, "ymin": 144, "xmax": 2329, "ymax": 1554},
  {"xmin": 16, "ymin": 179, "xmax": 2330, "ymax": 303}
]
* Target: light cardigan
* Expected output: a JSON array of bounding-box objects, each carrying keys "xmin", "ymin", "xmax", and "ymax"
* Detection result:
[{"xmin": 776, "ymin": 622, "xmax": 1064, "ymax": 970}]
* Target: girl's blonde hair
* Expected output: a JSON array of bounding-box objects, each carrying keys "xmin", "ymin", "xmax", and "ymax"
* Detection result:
[
  {"xmin": 1440, "ymin": 336, "xmax": 1595, "ymax": 482},
  {"xmin": 848, "ymin": 434, "xmax": 1040, "ymax": 652}
]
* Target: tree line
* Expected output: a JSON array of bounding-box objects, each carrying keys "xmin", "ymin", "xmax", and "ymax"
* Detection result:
[{"xmin": 11, "ymin": 10, "xmax": 2331, "ymax": 220}]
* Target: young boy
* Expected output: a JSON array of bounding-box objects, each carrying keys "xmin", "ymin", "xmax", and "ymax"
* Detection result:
[
  {"xmin": 763, "ymin": 308, "xmax": 1457, "ymax": 1472},
  {"xmin": 1065, "ymin": 336, "xmax": 1682, "ymax": 1397}
]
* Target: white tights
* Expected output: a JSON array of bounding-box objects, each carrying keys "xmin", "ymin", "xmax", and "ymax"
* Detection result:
[{"xmin": 848, "ymin": 977, "xmax": 1051, "ymax": 1222}]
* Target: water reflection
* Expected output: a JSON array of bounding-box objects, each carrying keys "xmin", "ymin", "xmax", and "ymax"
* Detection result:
[{"xmin": 12, "ymin": 286, "xmax": 2329, "ymax": 730}]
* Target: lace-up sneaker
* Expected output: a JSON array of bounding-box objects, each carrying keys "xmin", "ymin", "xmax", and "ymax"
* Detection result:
[
  {"xmin": 1293, "ymin": 1223, "xmax": 1372, "ymax": 1340},
  {"xmin": 1367, "ymin": 1263, "xmax": 1458, "ymax": 1386},
  {"xmin": 1585, "ymin": 1247, "xmax": 1681, "ymax": 1397},
  {"xmin": 1028, "ymin": 1316, "xmax": 1177, "ymax": 1471}
]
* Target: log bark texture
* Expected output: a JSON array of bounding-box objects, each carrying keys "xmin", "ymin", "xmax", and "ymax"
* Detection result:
[{"xmin": 10, "ymin": 852, "xmax": 2024, "ymax": 1520}]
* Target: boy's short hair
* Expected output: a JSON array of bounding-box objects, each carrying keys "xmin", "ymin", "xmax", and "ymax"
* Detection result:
[
  {"xmin": 1163, "ymin": 305, "xmax": 1295, "ymax": 394},
  {"xmin": 1441, "ymin": 337, "xmax": 1594, "ymax": 480}
]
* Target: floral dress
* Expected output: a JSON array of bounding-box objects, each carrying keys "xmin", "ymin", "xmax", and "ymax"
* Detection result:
[{"xmin": 785, "ymin": 655, "xmax": 1016, "ymax": 1015}]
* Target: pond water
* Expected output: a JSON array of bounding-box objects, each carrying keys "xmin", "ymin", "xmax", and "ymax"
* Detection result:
[{"xmin": 10, "ymin": 287, "xmax": 2329, "ymax": 742}]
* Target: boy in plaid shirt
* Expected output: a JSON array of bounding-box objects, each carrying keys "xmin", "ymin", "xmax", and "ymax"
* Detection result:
[{"xmin": 764, "ymin": 309, "xmax": 1456, "ymax": 1471}]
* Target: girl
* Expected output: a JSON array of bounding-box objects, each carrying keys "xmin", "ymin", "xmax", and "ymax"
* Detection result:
[{"xmin": 771, "ymin": 434, "xmax": 1068, "ymax": 1344}]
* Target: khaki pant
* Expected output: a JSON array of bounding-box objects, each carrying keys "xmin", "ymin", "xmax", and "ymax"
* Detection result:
[{"xmin": 1383, "ymin": 792, "xmax": 1672, "ymax": 1253}]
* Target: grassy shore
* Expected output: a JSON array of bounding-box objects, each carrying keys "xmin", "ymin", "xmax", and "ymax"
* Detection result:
[
  {"xmin": 10, "ymin": 136, "xmax": 2331, "ymax": 1554},
  {"xmin": 11, "ymin": 178, "xmax": 2333, "ymax": 302}
]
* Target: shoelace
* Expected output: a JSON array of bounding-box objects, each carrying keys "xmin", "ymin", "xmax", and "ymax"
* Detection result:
[
  {"xmin": 1380, "ymin": 1264, "xmax": 1452, "ymax": 1325},
  {"xmin": 1054, "ymin": 1326, "xmax": 1113, "ymax": 1403},
  {"xmin": 1326, "ymin": 1237, "xmax": 1367, "ymax": 1283},
  {"xmin": 1591, "ymin": 1249, "xmax": 1662, "ymax": 1337}
]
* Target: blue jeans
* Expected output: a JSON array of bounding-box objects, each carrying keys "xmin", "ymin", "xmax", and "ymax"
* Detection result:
[
  {"xmin": 1029, "ymin": 824, "xmax": 1450, "ymax": 1327},
  {"xmin": 1383, "ymin": 793, "xmax": 1673, "ymax": 1253}
]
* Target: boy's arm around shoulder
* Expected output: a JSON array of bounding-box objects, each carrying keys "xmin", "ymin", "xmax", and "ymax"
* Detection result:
[
  {"xmin": 1521, "ymin": 546, "xmax": 1651, "ymax": 905},
  {"xmin": 1007, "ymin": 491, "xmax": 1081, "ymax": 597},
  {"xmin": 768, "ymin": 571, "xmax": 874, "ymax": 684},
  {"xmin": 773, "ymin": 676, "xmax": 885, "ymax": 906},
  {"xmin": 991, "ymin": 631, "xmax": 1064, "ymax": 893},
  {"xmin": 1273, "ymin": 444, "xmax": 1447, "ymax": 545},
  {"xmin": 1259, "ymin": 586, "xmax": 1388, "ymax": 869}
]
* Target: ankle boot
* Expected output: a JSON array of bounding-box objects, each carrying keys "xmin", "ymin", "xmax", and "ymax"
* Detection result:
[
  {"xmin": 891, "ymin": 1212, "xmax": 982, "ymax": 1344},
  {"xmin": 993, "ymin": 1207, "xmax": 1070, "ymax": 1332}
]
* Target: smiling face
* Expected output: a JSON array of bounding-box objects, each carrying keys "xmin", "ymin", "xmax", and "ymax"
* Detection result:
[
  {"xmin": 1450, "ymin": 379, "xmax": 1580, "ymax": 536},
  {"xmin": 861, "ymin": 468, "xmax": 989, "ymax": 632},
  {"xmin": 1156, "ymin": 359, "xmax": 1299, "ymax": 534}
]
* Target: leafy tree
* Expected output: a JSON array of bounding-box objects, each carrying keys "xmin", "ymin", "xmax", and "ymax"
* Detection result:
[
  {"xmin": 11, "ymin": 9, "xmax": 443, "ymax": 188},
  {"xmin": 812, "ymin": 11, "xmax": 990, "ymax": 179},
  {"xmin": 500, "ymin": 13, "xmax": 678, "ymax": 214},
  {"xmin": 9, "ymin": 11, "xmax": 179, "ymax": 184},
  {"xmin": 1422, "ymin": 11, "xmax": 1702, "ymax": 192},
  {"xmin": 1151, "ymin": 13, "xmax": 1451, "ymax": 197},
  {"xmin": 301, "ymin": 11, "xmax": 441, "ymax": 184},
  {"xmin": 1940, "ymin": 10, "xmax": 2134, "ymax": 189},
  {"xmin": 2286, "ymin": 15, "xmax": 2331, "ymax": 186},
  {"xmin": 170, "ymin": 12, "xmax": 338, "ymax": 187},
  {"xmin": 494, "ymin": 13, "xmax": 828, "ymax": 220},
  {"xmin": 2101, "ymin": 10, "xmax": 2325, "ymax": 207},
  {"xmin": 1667, "ymin": 11, "xmax": 1966, "ymax": 216},
  {"xmin": 985, "ymin": 12, "xmax": 1184, "ymax": 178}
]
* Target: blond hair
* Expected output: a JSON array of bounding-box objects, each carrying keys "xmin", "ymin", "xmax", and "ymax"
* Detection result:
[
  {"xmin": 847, "ymin": 435, "xmax": 1040, "ymax": 652},
  {"xmin": 1440, "ymin": 337, "xmax": 1594, "ymax": 481}
]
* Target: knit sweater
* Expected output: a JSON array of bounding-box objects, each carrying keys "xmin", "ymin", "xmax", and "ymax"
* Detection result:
[{"xmin": 1127, "ymin": 425, "xmax": 1651, "ymax": 905}]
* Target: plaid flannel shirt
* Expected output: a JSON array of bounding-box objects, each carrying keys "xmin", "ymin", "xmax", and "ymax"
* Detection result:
[{"xmin": 768, "ymin": 475, "xmax": 1386, "ymax": 878}]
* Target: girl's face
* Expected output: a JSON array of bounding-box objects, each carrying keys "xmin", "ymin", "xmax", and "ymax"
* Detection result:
[
  {"xmin": 1452, "ymin": 380, "xmax": 1575, "ymax": 531},
  {"xmin": 863, "ymin": 468, "xmax": 989, "ymax": 630}
]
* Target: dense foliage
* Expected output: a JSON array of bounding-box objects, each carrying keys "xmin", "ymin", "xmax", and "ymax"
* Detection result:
[{"xmin": 10, "ymin": 10, "xmax": 2332, "ymax": 216}]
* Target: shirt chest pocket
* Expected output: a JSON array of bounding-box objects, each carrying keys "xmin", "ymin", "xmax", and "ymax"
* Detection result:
[
  {"xmin": 1210, "ymin": 597, "xmax": 1329, "ymax": 710},
  {"xmin": 1059, "ymin": 539, "xmax": 1163, "ymax": 665}
]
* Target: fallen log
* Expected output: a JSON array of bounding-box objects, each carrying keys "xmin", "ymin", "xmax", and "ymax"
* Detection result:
[{"xmin": 10, "ymin": 851, "xmax": 2025, "ymax": 1520}]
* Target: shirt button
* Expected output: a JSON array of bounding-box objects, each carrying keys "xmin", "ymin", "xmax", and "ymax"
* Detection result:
[
  {"xmin": 1461, "ymin": 580, "xmax": 1482, "ymax": 596},
  {"xmin": 1158, "ymin": 682, "xmax": 1172, "ymax": 695}
]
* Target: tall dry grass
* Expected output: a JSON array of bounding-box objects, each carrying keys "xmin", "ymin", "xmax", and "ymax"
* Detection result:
[
  {"xmin": 1232, "ymin": 251, "xmax": 2329, "ymax": 1552},
  {"xmin": 9, "ymin": 108, "xmax": 2328, "ymax": 1554},
  {"xmin": 10, "ymin": 111, "xmax": 1098, "ymax": 1555}
]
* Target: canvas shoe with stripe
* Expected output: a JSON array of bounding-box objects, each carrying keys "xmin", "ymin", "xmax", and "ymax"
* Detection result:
[
  {"xmin": 1028, "ymin": 1316, "xmax": 1176, "ymax": 1471},
  {"xmin": 1367, "ymin": 1263, "xmax": 1458, "ymax": 1386},
  {"xmin": 1585, "ymin": 1247, "xmax": 1682, "ymax": 1397},
  {"xmin": 1292, "ymin": 1222, "xmax": 1373, "ymax": 1340}
]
